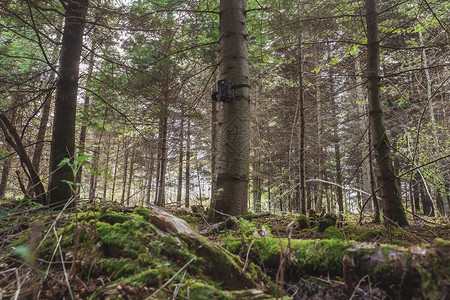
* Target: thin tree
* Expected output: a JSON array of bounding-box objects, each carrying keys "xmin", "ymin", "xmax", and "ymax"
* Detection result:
[{"xmin": 365, "ymin": 0, "xmax": 408, "ymax": 226}]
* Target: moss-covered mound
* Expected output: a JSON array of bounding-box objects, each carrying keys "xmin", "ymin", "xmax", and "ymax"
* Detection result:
[{"xmin": 4, "ymin": 205, "xmax": 272, "ymax": 299}]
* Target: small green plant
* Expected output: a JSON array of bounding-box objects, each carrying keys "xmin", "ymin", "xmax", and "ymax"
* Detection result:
[{"xmin": 58, "ymin": 154, "xmax": 92, "ymax": 194}]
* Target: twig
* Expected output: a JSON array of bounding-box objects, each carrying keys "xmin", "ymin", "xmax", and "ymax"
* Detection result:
[
  {"xmin": 172, "ymin": 271, "xmax": 187, "ymax": 300},
  {"xmin": 242, "ymin": 239, "xmax": 255, "ymax": 272},
  {"xmin": 146, "ymin": 257, "xmax": 196, "ymax": 299},
  {"xmin": 406, "ymin": 210, "xmax": 441, "ymax": 225},
  {"xmin": 349, "ymin": 275, "xmax": 369, "ymax": 300},
  {"xmin": 13, "ymin": 268, "xmax": 20, "ymax": 300},
  {"xmin": 54, "ymin": 227, "xmax": 74, "ymax": 300}
]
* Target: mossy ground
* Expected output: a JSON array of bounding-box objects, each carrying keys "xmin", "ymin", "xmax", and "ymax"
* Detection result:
[{"xmin": 0, "ymin": 203, "xmax": 448, "ymax": 299}]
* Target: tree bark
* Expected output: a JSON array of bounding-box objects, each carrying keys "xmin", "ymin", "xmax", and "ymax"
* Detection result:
[
  {"xmin": 297, "ymin": 34, "xmax": 306, "ymax": 214},
  {"xmin": 185, "ymin": 118, "xmax": 191, "ymax": 208},
  {"xmin": 176, "ymin": 115, "xmax": 184, "ymax": 207},
  {"xmin": 146, "ymin": 146, "xmax": 154, "ymax": 205},
  {"xmin": 155, "ymin": 112, "xmax": 168, "ymax": 208},
  {"xmin": 48, "ymin": 0, "xmax": 89, "ymax": 205},
  {"xmin": 126, "ymin": 144, "xmax": 136, "ymax": 206},
  {"xmin": 210, "ymin": 0, "xmax": 250, "ymax": 219},
  {"xmin": 315, "ymin": 68, "xmax": 323, "ymax": 212},
  {"xmin": 365, "ymin": 0, "xmax": 407, "ymax": 226},
  {"xmin": 120, "ymin": 142, "xmax": 129, "ymax": 205}
]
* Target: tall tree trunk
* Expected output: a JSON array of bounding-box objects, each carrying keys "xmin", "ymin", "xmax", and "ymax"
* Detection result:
[
  {"xmin": 297, "ymin": 34, "xmax": 307, "ymax": 214},
  {"xmin": 420, "ymin": 179, "xmax": 434, "ymax": 216},
  {"xmin": 365, "ymin": 0, "xmax": 407, "ymax": 226},
  {"xmin": 412, "ymin": 173, "xmax": 421, "ymax": 212},
  {"xmin": 120, "ymin": 142, "xmax": 129, "ymax": 205},
  {"xmin": 126, "ymin": 144, "xmax": 136, "ymax": 206},
  {"xmin": 110, "ymin": 141, "xmax": 120, "ymax": 202},
  {"xmin": 368, "ymin": 124, "xmax": 381, "ymax": 222},
  {"xmin": 31, "ymin": 85, "xmax": 53, "ymax": 176},
  {"xmin": 315, "ymin": 72, "xmax": 323, "ymax": 212},
  {"xmin": 0, "ymin": 156, "xmax": 12, "ymax": 199},
  {"xmin": 185, "ymin": 118, "xmax": 191, "ymax": 208},
  {"xmin": 102, "ymin": 142, "xmax": 110, "ymax": 201},
  {"xmin": 0, "ymin": 109, "xmax": 16, "ymax": 199},
  {"xmin": 332, "ymin": 97, "xmax": 344, "ymax": 214},
  {"xmin": 355, "ymin": 57, "xmax": 372, "ymax": 213},
  {"xmin": 210, "ymin": 0, "xmax": 250, "ymax": 219},
  {"xmin": 327, "ymin": 42, "xmax": 344, "ymax": 214},
  {"xmin": 253, "ymin": 158, "xmax": 262, "ymax": 213},
  {"xmin": 88, "ymin": 146, "xmax": 99, "ymax": 202},
  {"xmin": 155, "ymin": 112, "xmax": 168, "ymax": 207},
  {"xmin": 211, "ymin": 97, "xmax": 218, "ymax": 209},
  {"xmin": 48, "ymin": 0, "xmax": 89, "ymax": 205},
  {"xmin": 146, "ymin": 147, "xmax": 154, "ymax": 205},
  {"xmin": 176, "ymin": 116, "xmax": 184, "ymax": 207},
  {"xmin": 419, "ymin": 30, "xmax": 449, "ymax": 216}
]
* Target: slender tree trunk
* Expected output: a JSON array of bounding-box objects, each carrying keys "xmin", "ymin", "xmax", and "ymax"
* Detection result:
[
  {"xmin": 355, "ymin": 57, "xmax": 372, "ymax": 214},
  {"xmin": 111, "ymin": 141, "xmax": 120, "ymax": 202},
  {"xmin": 0, "ymin": 109, "xmax": 16, "ymax": 199},
  {"xmin": 88, "ymin": 147, "xmax": 99, "ymax": 202},
  {"xmin": 333, "ymin": 102, "xmax": 344, "ymax": 214},
  {"xmin": 315, "ymin": 73, "xmax": 323, "ymax": 212},
  {"xmin": 420, "ymin": 179, "xmax": 434, "ymax": 216},
  {"xmin": 0, "ymin": 156, "xmax": 12, "ymax": 199},
  {"xmin": 177, "ymin": 116, "xmax": 184, "ymax": 207},
  {"xmin": 419, "ymin": 31, "xmax": 449, "ymax": 216},
  {"xmin": 121, "ymin": 142, "xmax": 129, "ymax": 205},
  {"xmin": 297, "ymin": 34, "xmax": 307, "ymax": 214},
  {"xmin": 368, "ymin": 124, "xmax": 381, "ymax": 222},
  {"xmin": 31, "ymin": 86, "xmax": 53, "ymax": 176},
  {"xmin": 210, "ymin": 0, "xmax": 250, "ymax": 219},
  {"xmin": 126, "ymin": 144, "xmax": 136, "ymax": 206},
  {"xmin": 146, "ymin": 147, "xmax": 154, "ymax": 205},
  {"xmin": 102, "ymin": 142, "xmax": 110, "ymax": 200},
  {"xmin": 185, "ymin": 118, "xmax": 191, "ymax": 208},
  {"xmin": 327, "ymin": 42, "xmax": 344, "ymax": 214},
  {"xmin": 253, "ymin": 158, "xmax": 262, "ymax": 212},
  {"xmin": 48, "ymin": 0, "xmax": 89, "ymax": 205},
  {"xmin": 0, "ymin": 114, "xmax": 46, "ymax": 203},
  {"xmin": 211, "ymin": 97, "xmax": 218, "ymax": 209},
  {"xmin": 155, "ymin": 113, "xmax": 168, "ymax": 207},
  {"xmin": 365, "ymin": 0, "xmax": 407, "ymax": 226}
]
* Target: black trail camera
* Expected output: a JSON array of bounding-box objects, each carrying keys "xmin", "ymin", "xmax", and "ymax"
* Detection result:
[{"xmin": 212, "ymin": 79, "xmax": 249, "ymax": 102}]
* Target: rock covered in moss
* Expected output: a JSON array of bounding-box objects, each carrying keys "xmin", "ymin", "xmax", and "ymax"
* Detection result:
[
  {"xmin": 317, "ymin": 212, "xmax": 338, "ymax": 232},
  {"xmin": 297, "ymin": 214, "xmax": 310, "ymax": 229}
]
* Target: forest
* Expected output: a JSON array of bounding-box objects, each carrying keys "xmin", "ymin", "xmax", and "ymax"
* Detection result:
[{"xmin": 0, "ymin": 0, "xmax": 449, "ymax": 299}]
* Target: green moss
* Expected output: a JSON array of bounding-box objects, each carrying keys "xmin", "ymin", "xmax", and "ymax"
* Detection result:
[
  {"xmin": 291, "ymin": 239, "xmax": 350, "ymax": 275},
  {"xmin": 76, "ymin": 211, "xmax": 101, "ymax": 223},
  {"xmin": 240, "ymin": 213, "xmax": 253, "ymax": 221},
  {"xmin": 297, "ymin": 214, "xmax": 310, "ymax": 229},
  {"xmin": 180, "ymin": 280, "xmax": 232, "ymax": 300},
  {"xmin": 101, "ymin": 258, "xmax": 140, "ymax": 279},
  {"xmin": 96, "ymin": 215, "xmax": 153, "ymax": 258},
  {"xmin": 178, "ymin": 215, "xmax": 199, "ymax": 226},
  {"xmin": 133, "ymin": 206, "xmax": 153, "ymax": 220},
  {"xmin": 323, "ymin": 226, "xmax": 344, "ymax": 240},
  {"xmin": 99, "ymin": 211, "xmax": 129, "ymax": 224},
  {"xmin": 317, "ymin": 218, "xmax": 335, "ymax": 232}
]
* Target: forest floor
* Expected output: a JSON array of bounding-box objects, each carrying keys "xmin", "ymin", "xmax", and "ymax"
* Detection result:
[{"xmin": 0, "ymin": 200, "xmax": 449, "ymax": 299}]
